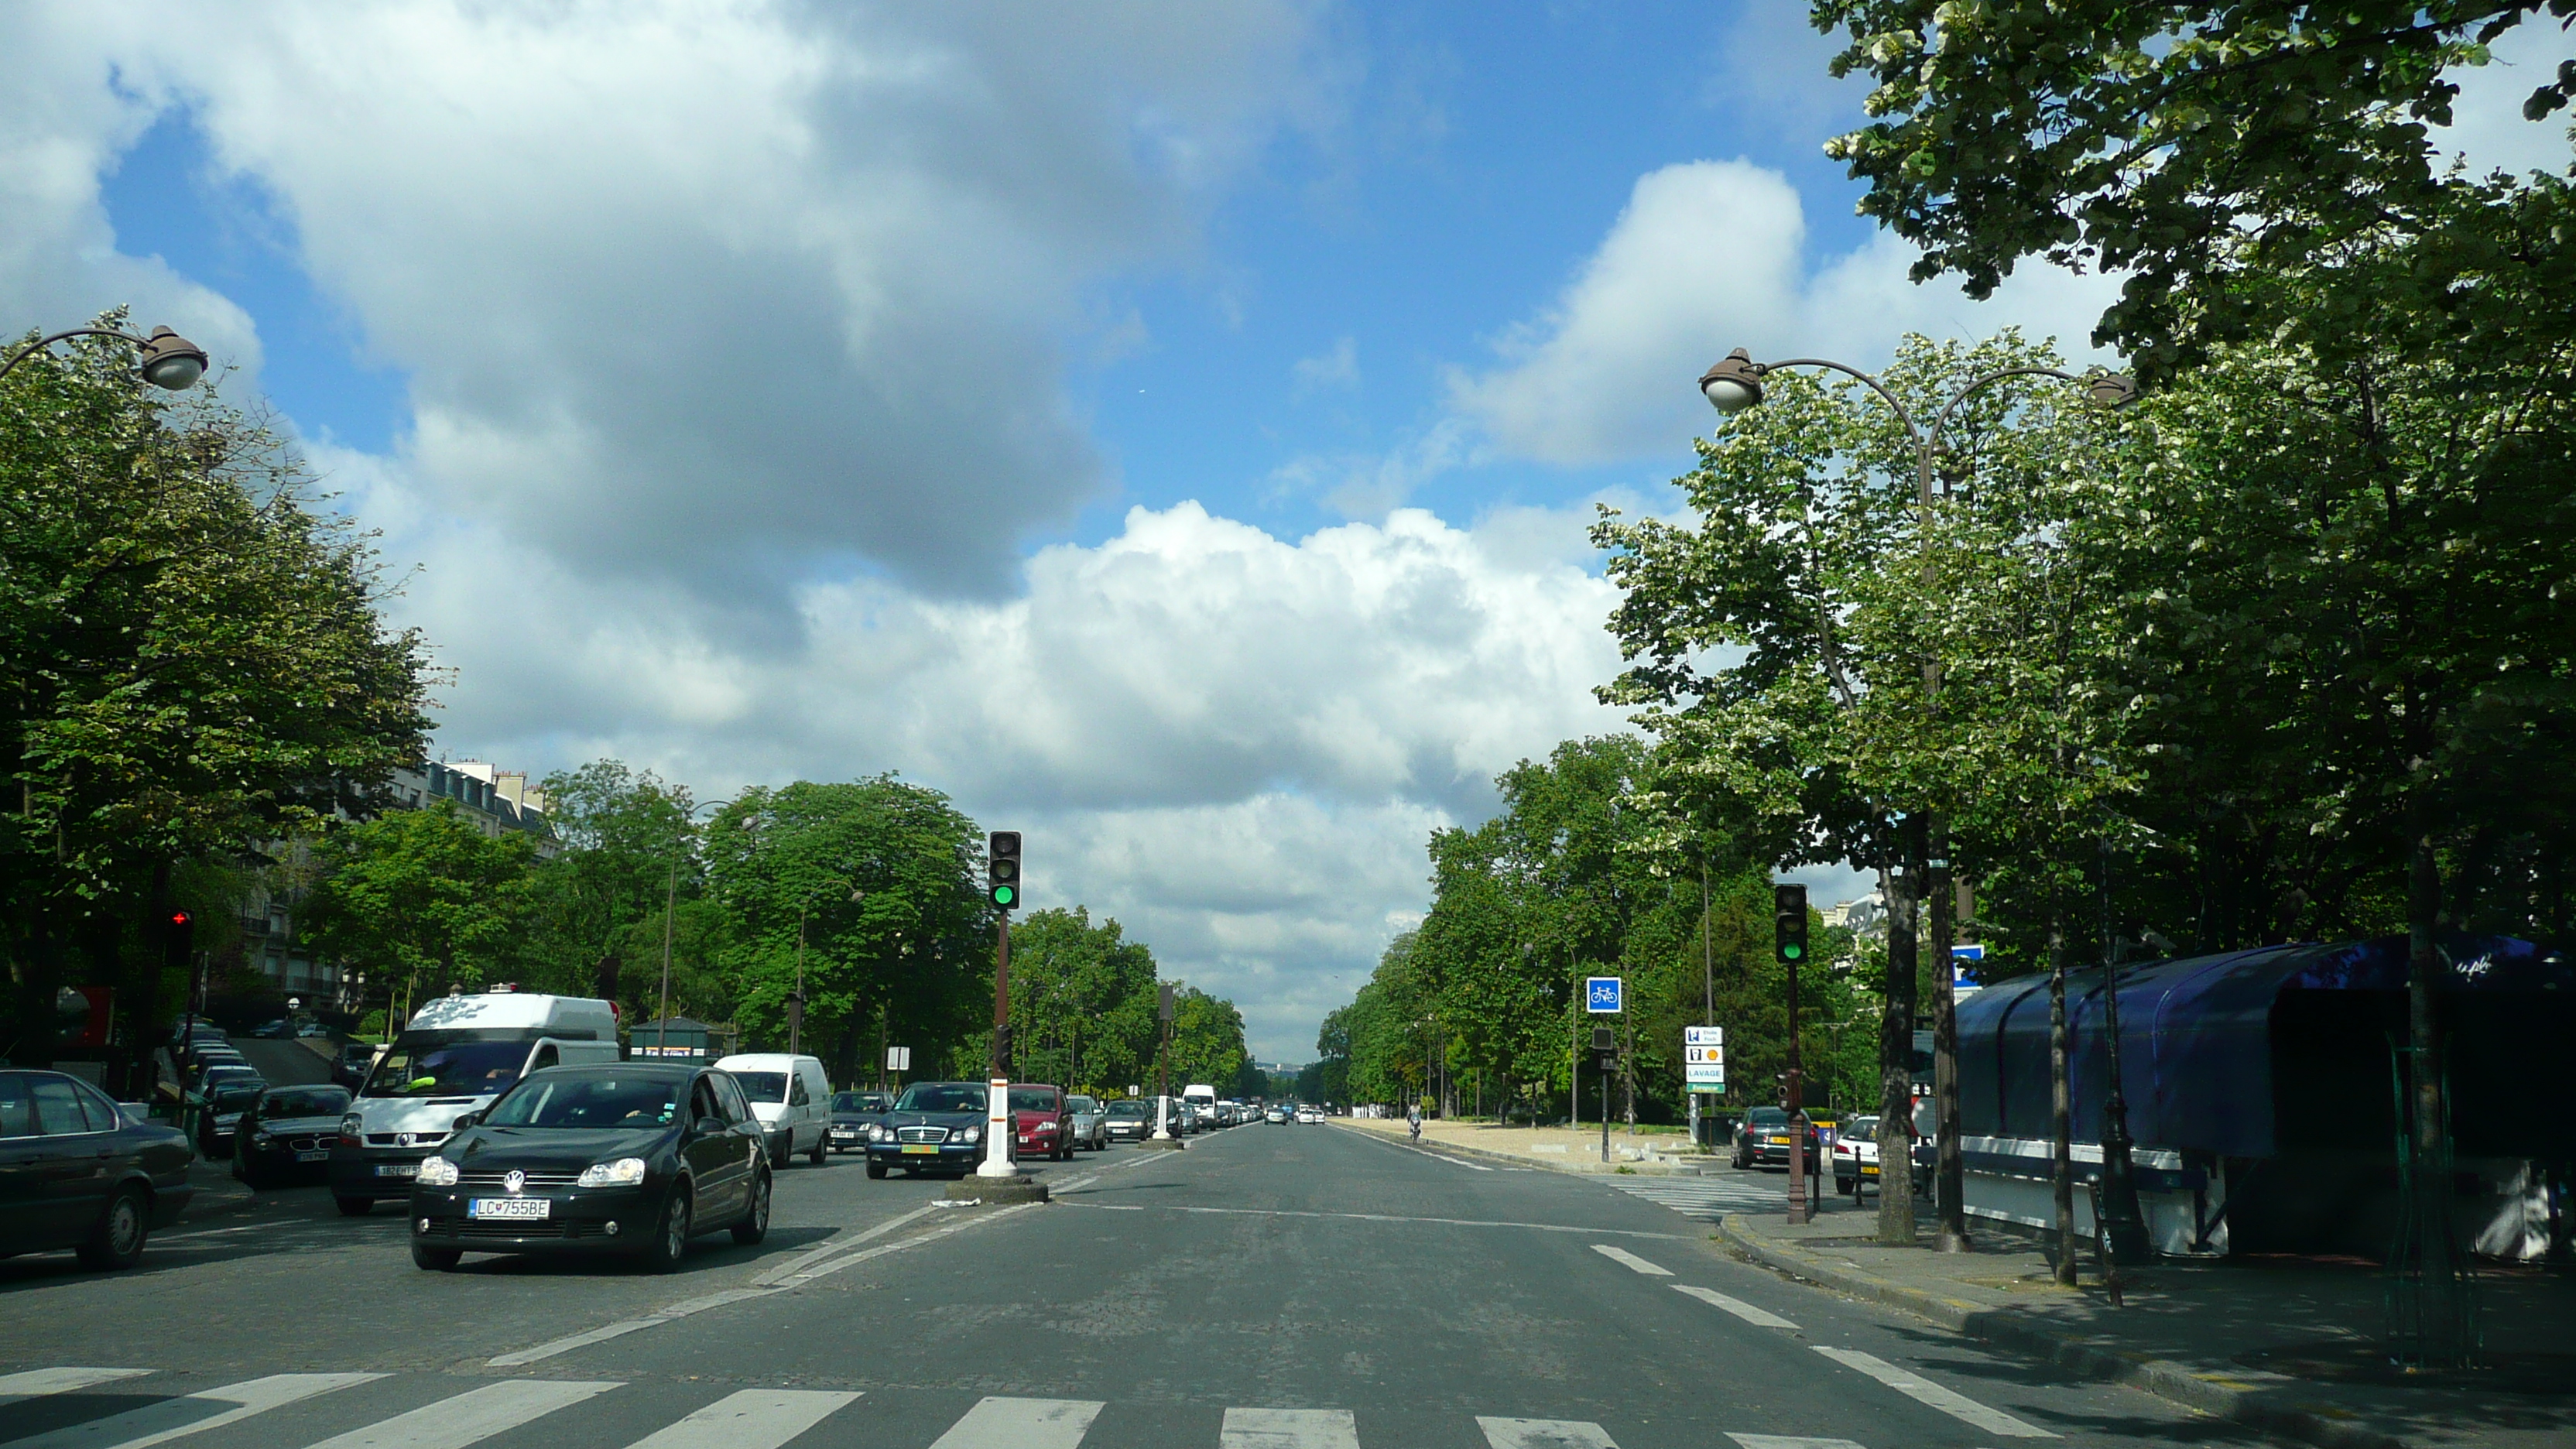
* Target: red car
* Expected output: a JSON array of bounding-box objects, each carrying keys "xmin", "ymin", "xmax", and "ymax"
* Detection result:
[{"xmin": 1009, "ymin": 1083, "xmax": 1072, "ymax": 1162}]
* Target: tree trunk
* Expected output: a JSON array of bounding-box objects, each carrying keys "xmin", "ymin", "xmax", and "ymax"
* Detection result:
[
  {"xmin": 2049, "ymin": 903, "xmax": 2077, "ymax": 1287},
  {"xmin": 2396, "ymin": 787, "xmax": 2469, "ymax": 1363},
  {"xmin": 1878, "ymin": 841, "xmax": 1920, "ymax": 1247},
  {"xmin": 1930, "ymin": 818, "xmax": 1968, "ymax": 1252}
]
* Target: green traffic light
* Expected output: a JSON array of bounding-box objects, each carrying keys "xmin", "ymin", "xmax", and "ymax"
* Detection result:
[
  {"xmin": 1783, "ymin": 942, "xmax": 1802, "ymax": 960},
  {"xmin": 994, "ymin": 885, "xmax": 1016, "ymax": 907}
]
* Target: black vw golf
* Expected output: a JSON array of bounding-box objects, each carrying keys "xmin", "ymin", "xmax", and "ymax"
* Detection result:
[{"xmin": 408, "ymin": 1063, "xmax": 770, "ymax": 1273}]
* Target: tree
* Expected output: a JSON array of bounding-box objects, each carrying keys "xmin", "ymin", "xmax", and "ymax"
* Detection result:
[
  {"xmin": 1002, "ymin": 906, "xmax": 1160, "ymax": 1093},
  {"xmin": 2, "ymin": 318, "xmax": 432, "ymax": 1067},
  {"xmin": 298, "ymin": 803, "xmax": 538, "ymax": 1014},
  {"xmin": 1164, "ymin": 985, "xmax": 1252, "ymax": 1094},
  {"xmin": 521, "ymin": 759, "xmax": 696, "ymax": 1002},
  {"xmin": 1814, "ymin": 2, "xmax": 2576, "ymax": 374}
]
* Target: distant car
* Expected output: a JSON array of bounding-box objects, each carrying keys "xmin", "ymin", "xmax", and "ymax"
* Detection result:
[
  {"xmin": 197, "ymin": 1084, "xmax": 266, "ymax": 1158},
  {"xmin": 408, "ymin": 1063, "xmax": 769, "ymax": 1273},
  {"xmin": 248, "ymin": 1019, "xmax": 292, "ymax": 1039},
  {"xmin": 713, "ymin": 1053, "xmax": 833, "ymax": 1168},
  {"xmin": 1831, "ymin": 1115, "xmax": 1882, "ymax": 1195},
  {"xmin": 828, "ymin": 1091, "xmax": 893, "ymax": 1155},
  {"xmin": 862, "ymin": 1081, "xmax": 992, "ymax": 1178},
  {"xmin": 296, "ymin": 1021, "xmax": 332, "ymax": 1039},
  {"xmin": 232, "ymin": 1084, "xmax": 355, "ymax": 1188},
  {"xmin": 1064, "ymin": 1094, "xmax": 1108, "ymax": 1151},
  {"xmin": 1101, "ymin": 1098, "xmax": 1155, "ymax": 1142},
  {"xmin": 333, "ymin": 1043, "xmax": 379, "ymax": 1090},
  {"xmin": 1295, "ymin": 1107, "xmax": 1321, "ymax": 1124},
  {"xmin": 194, "ymin": 1065, "xmax": 267, "ymax": 1105},
  {"xmin": 0, "ymin": 1069, "xmax": 195, "ymax": 1270},
  {"xmin": 1265, "ymin": 1105, "xmax": 1289, "ymax": 1124},
  {"xmin": 1009, "ymin": 1084, "xmax": 1072, "ymax": 1162}
]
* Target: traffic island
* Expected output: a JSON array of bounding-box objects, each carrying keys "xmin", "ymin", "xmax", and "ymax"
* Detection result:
[{"xmin": 944, "ymin": 1176, "xmax": 1049, "ymax": 1204}]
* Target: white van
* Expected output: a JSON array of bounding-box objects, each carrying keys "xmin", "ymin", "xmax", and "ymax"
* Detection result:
[
  {"xmin": 1182, "ymin": 1084, "xmax": 1217, "ymax": 1124},
  {"xmin": 327, "ymin": 991, "xmax": 619, "ymax": 1214},
  {"xmin": 714, "ymin": 1053, "xmax": 832, "ymax": 1168}
]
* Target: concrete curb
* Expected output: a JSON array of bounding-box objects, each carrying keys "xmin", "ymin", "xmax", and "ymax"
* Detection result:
[
  {"xmin": 1328, "ymin": 1121, "xmax": 1712, "ymax": 1177},
  {"xmin": 1712, "ymin": 1214, "xmax": 2418, "ymax": 1449}
]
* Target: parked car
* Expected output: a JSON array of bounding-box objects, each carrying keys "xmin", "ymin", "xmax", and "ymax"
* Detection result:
[
  {"xmin": 232, "ymin": 1084, "xmax": 355, "ymax": 1188},
  {"xmin": 1730, "ymin": 1106, "xmax": 1820, "ymax": 1171},
  {"xmin": 0, "ymin": 1069, "xmax": 194, "ymax": 1270},
  {"xmin": 409, "ymin": 1062, "xmax": 769, "ymax": 1273},
  {"xmin": 827, "ymin": 1091, "xmax": 893, "ymax": 1155},
  {"xmin": 332, "ymin": 1043, "xmax": 379, "ymax": 1090},
  {"xmin": 1831, "ymin": 1115, "xmax": 1882, "ymax": 1195},
  {"xmin": 196, "ymin": 1084, "xmax": 265, "ymax": 1159},
  {"xmin": 1009, "ymin": 1083, "xmax": 1072, "ymax": 1162},
  {"xmin": 1101, "ymin": 1098, "xmax": 1155, "ymax": 1143},
  {"xmin": 248, "ymin": 1019, "xmax": 292, "ymax": 1040},
  {"xmin": 713, "ymin": 1053, "xmax": 832, "ymax": 1168},
  {"xmin": 861, "ymin": 1081, "xmax": 990, "ymax": 1178},
  {"xmin": 1064, "ymin": 1094, "xmax": 1108, "ymax": 1151}
]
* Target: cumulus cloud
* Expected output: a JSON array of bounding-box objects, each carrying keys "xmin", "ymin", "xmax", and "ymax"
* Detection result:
[{"xmin": 1446, "ymin": 159, "xmax": 2122, "ymax": 465}]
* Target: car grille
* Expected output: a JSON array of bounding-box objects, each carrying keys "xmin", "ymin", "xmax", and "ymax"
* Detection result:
[
  {"xmin": 264, "ymin": 1134, "xmax": 332, "ymax": 1153},
  {"xmin": 365, "ymin": 1132, "xmax": 447, "ymax": 1149},
  {"xmin": 456, "ymin": 1170, "xmax": 581, "ymax": 1189},
  {"xmin": 896, "ymin": 1126, "xmax": 948, "ymax": 1144},
  {"xmin": 421, "ymin": 1215, "xmax": 609, "ymax": 1241}
]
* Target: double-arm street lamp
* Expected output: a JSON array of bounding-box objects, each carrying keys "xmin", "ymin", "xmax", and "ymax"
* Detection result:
[
  {"xmin": 1697, "ymin": 347, "xmax": 2143, "ymax": 1256},
  {"xmin": 0, "ymin": 324, "xmax": 209, "ymax": 390}
]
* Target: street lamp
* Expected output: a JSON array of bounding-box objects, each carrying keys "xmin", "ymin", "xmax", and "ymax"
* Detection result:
[
  {"xmin": 651, "ymin": 796, "xmax": 738, "ymax": 1061},
  {"xmin": 1697, "ymin": 345, "xmax": 2139, "ymax": 1254},
  {"xmin": 0, "ymin": 325, "xmax": 209, "ymax": 390}
]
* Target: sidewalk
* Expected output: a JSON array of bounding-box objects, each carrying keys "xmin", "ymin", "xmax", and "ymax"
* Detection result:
[
  {"xmin": 1717, "ymin": 1198, "xmax": 2576, "ymax": 1449},
  {"xmin": 1338, "ymin": 1114, "xmax": 1714, "ymax": 1173}
]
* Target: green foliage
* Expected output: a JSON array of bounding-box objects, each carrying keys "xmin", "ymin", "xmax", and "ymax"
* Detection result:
[
  {"xmin": 1002, "ymin": 905, "xmax": 1161, "ymax": 1093},
  {"xmin": 1164, "ymin": 985, "xmax": 1252, "ymax": 1094},
  {"xmin": 520, "ymin": 760, "xmax": 697, "ymax": 999},
  {"xmin": 297, "ymin": 803, "xmax": 539, "ymax": 1005}
]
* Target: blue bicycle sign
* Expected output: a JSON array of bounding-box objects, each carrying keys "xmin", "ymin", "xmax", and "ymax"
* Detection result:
[{"xmin": 1585, "ymin": 976, "xmax": 1622, "ymax": 1014}]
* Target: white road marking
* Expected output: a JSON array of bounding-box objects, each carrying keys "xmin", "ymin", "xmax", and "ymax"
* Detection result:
[
  {"xmin": 1052, "ymin": 1201, "xmax": 1686, "ymax": 1239},
  {"xmin": 1588, "ymin": 1244, "xmax": 1670, "ymax": 1276},
  {"xmin": 0, "ymin": 1370, "xmax": 153, "ymax": 1407},
  {"xmin": 752, "ymin": 1203, "xmax": 940, "ymax": 1285},
  {"xmin": 1673, "ymin": 1284, "xmax": 1798, "ymax": 1329},
  {"xmin": 1813, "ymin": 1347, "xmax": 2058, "ymax": 1437},
  {"xmin": 485, "ymin": 1321, "xmax": 666, "ymax": 1368},
  {"xmin": 622, "ymin": 1389, "xmax": 861, "ymax": 1449},
  {"xmin": 301, "ymin": 1379, "xmax": 620, "ymax": 1449},
  {"xmin": 9, "ymin": 1373, "xmax": 384, "ymax": 1449},
  {"xmin": 1476, "ymin": 1417, "xmax": 1619, "ymax": 1448},
  {"xmin": 1221, "ymin": 1406, "xmax": 1358, "ymax": 1449},
  {"xmin": 1728, "ymin": 1437, "xmax": 1865, "ymax": 1449},
  {"xmin": 926, "ymin": 1396, "xmax": 1104, "ymax": 1449},
  {"xmin": 1088, "ymin": 1204, "xmax": 1144, "ymax": 1211}
]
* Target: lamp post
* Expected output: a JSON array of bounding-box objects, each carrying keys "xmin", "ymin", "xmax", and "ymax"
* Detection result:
[
  {"xmin": 1699, "ymin": 348, "xmax": 2138, "ymax": 1252},
  {"xmin": 653, "ymin": 796, "xmax": 738, "ymax": 1060},
  {"xmin": 0, "ymin": 324, "xmax": 209, "ymax": 390}
]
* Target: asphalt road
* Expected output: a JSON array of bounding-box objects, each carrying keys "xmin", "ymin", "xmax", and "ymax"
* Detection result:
[{"xmin": 0, "ymin": 1122, "xmax": 2275, "ymax": 1448}]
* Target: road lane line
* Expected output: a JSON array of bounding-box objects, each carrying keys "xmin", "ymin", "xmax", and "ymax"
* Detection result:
[
  {"xmin": 926, "ymin": 1396, "xmax": 1103, "ymax": 1449},
  {"xmin": 0, "ymin": 1370, "xmax": 154, "ymax": 1406},
  {"xmin": 1588, "ymin": 1244, "xmax": 1670, "ymax": 1276},
  {"xmin": 8, "ymin": 1373, "xmax": 385, "ymax": 1449},
  {"xmin": 1726, "ymin": 1437, "xmax": 1865, "ymax": 1449},
  {"xmin": 1220, "ymin": 1406, "xmax": 1358, "ymax": 1449},
  {"xmin": 792, "ymin": 1202, "xmax": 1035, "ymax": 1279},
  {"xmin": 622, "ymin": 1389, "xmax": 861, "ymax": 1449},
  {"xmin": 1673, "ymin": 1284, "xmax": 1798, "ymax": 1329},
  {"xmin": 752, "ymin": 1203, "xmax": 941, "ymax": 1285},
  {"xmin": 301, "ymin": 1379, "xmax": 620, "ymax": 1449},
  {"xmin": 486, "ymin": 1321, "xmax": 664, "ymax": 1368},
  {"xmin": 1811, "ymin": 1348, "xmax": 2058, "ymax": 1437},
  {"xmin": 1475, "ymin": 1416, "xmax": 1619, "ymax": 1448},
  {"xmin": 1052, "ymin": 1201, "xmax": 1687, "ymax": 1239}
]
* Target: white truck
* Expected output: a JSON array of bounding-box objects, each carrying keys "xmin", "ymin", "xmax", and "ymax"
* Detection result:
[{"xmin": 327, "ymin": 991, "xmax": 619, "ymax": 1215}]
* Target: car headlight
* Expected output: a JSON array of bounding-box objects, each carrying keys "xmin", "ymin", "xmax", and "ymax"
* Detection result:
[
  {"xmin": 1035, "ymin": 1122, "xmax": 1057, "ymax": 1133},
  {"xmin": 866, "ymin": 1124, "xmax": 888, "ymax": 1141},
  {"xmin": 416, "ymin": 1156, "xmax": 460, "ymax": 1187},
  {"xmin": 250, "ymin": 1131, "xmax": 274, "ymax": 1147},
  {"xmin": 576, "ymin": 1157, "xmax": 648, "ymax": 1187},
  {"xmin": 957, "ymin": 1125, "xmax": 980, "ymax": 1144}
]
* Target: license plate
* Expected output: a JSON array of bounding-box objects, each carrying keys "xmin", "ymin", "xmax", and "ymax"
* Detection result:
[
  {"xmin": 375, "ymin": 1163, "xmax": 418, "ymax": 1177},
  {"xmin": 468, "ymin": 1197, "xmax": 551, "ymax": 1221},
  {"xmin": 1862, "ymin": 1165, "xmax": 1879, "ymax": 1176},
  {"xmin": 901, "ymin": 1144, "xmax": 938, "ymax": 1155},
  {"xmin": 296, "ymin": 1149, "xmax": 328, "ymax": 1163}
]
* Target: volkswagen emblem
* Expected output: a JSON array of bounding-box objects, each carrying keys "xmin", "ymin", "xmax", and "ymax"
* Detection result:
[
  {"xmin": 396, "ymin": 1132, "xmax": 414, "ymax": 1147},
  {"xmin": 503, "ymin": 1170, "xmax": 526, "ymax": 1194}
]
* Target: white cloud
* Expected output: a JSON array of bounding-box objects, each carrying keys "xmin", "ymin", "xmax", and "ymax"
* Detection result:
[
  {"xmin": 1291, "ymin": 334, "xmax": 1359, "ymax": 395},
  {"xmin": 1447, "ymin": 159, "xmax": 2122, "ymax": 465}
]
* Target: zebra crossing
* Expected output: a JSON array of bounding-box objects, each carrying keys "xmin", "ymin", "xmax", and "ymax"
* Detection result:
[
  {"xmin": 1601, "ymin": 1170, "xmax": 1790, "ymax": 1221},
  {"xmin": 0, "ymin": 1368, "xmax": 1929, "ymax": 1449}
]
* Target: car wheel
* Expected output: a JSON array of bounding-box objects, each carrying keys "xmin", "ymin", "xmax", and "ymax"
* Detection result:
[
  {"xmin": 807, "ymin": 1136, "xmax": 826, "ymax": 1166},
  {"xmin": 75, "ymin": 1187, "xmax": 150, "ymax": 1270},
  {"xmin": 412, "ymin": 1243, "xmax": 461, "ymax": 1272},
  {"xmin": 732, "ymin": 1168, "xmax": 771, "ymax": 1245},
  {"xmin": 334, "ymin": 1196, "xmax": 373, "ymax": 1217},
  {"xmin": 642, "ymin": 1184, "xmax": 692, "ymax": 1273},
  {"xmin": 769, "ymin": 1136, "xmax": 790, "ymax": 1170},
  {"xmin": 865, "ymin": 1160, "xmax": 889, "ymax": 1180}
]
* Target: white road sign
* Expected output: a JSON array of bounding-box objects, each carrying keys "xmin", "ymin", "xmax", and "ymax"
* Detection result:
[{"xmin": 1683, "ymin": 1025, "xmax": 1725, "ymax": 1091}]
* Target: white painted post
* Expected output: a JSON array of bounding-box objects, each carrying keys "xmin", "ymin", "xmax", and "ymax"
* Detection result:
[{"xmin": 977, "ymin": 1075, "xmax": 1018, "ymax": 1180}]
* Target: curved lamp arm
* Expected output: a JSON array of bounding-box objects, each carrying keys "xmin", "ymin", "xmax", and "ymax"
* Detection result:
[{"xmin": 0, "ymin": 325, "xmax": 208, "ymax": 390}]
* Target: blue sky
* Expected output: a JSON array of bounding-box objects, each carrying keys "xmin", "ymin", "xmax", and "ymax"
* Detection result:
[{"xmin": 14, "ymin": 3, "xmax": 2559, "ymax": 1058}]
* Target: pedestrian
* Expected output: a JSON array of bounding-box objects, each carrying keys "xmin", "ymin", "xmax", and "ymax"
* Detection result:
[{"xmin": 1407, "ymin": 1100, "xmax": 1423, "ymax": 1145}]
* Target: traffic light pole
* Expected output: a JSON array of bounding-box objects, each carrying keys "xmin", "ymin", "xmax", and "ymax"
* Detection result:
[
  {"xmin": 977, "ymin": 907, "xmax": 1019, "ymax": 1181},
  {"xmin": 1786, "ymin": 944, "xmax": 1810, "ymax": 1226}
]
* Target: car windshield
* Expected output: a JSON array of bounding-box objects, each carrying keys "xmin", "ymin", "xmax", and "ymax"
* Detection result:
[
  {"xmin": 484, "ymin": 1074, "xmax": 683, "ymax": 1129},
  {"xmin": 1067, "ymin": 1095, "xmax": 1096, "ymax": 1112},
  {"xmin": 1105, "ymin": 1100, "xmax": 1148, "ymax": 1118},
  {"xmin": 831, "ymin": 1091, "xmax": 886, "ymax": 1112},
  {"xmin": 363, "ymin": 1040, "xmax": 529, "ymax": 1098},
  {"xmin": 1746, "ymin": 1108, "xmax": 1787, "ymax": 1126},
  {"xmin": 259, "ymin": 1087, "xmax": 351, "ymax": 1120},
  {"xmin": 211, "ymin": 1085, "xmax": 262, "ymax": 1110},
  {"xmin": 731, "ymin": 1071, "xmax": 789, "ymax": 1102},
  {"xmin": 1009, "ymin": 1088, "xmax": 1058, "ymax": 1112},
  {"xmin": 896, "ymin": 1083, "xmax": 985, "ymax": 1113}
]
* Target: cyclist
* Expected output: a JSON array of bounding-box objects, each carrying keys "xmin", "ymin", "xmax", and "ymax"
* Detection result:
[{"xmin": 1407, "ymin": 1101, "xmax": 1423, "ymax": 1146}]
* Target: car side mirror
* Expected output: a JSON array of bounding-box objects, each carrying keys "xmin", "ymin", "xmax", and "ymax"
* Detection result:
[{"xmin": 451, "ymin": 1112, "xmax": 480, "ymax": 1131}]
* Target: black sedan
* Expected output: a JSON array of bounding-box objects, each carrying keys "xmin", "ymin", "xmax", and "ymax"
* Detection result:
[
  {"xmin": 827, "ymin": 1090, "xmax": 892, "ymax": 1155},
  {"xmin": 231, "ymin": 1084, "xmax": 355, "ymax": 1189},
  {"xmin": 407, "ymin": 1063, "xmax": 769, "ymax": 1273},
  {"xmin": 0, "ymin": 1069, "xmax": 194, "ymax": 1270},
  {"xmin": 861, "ymin": 1081, "xmax": 991, "ymax": 1178}
]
